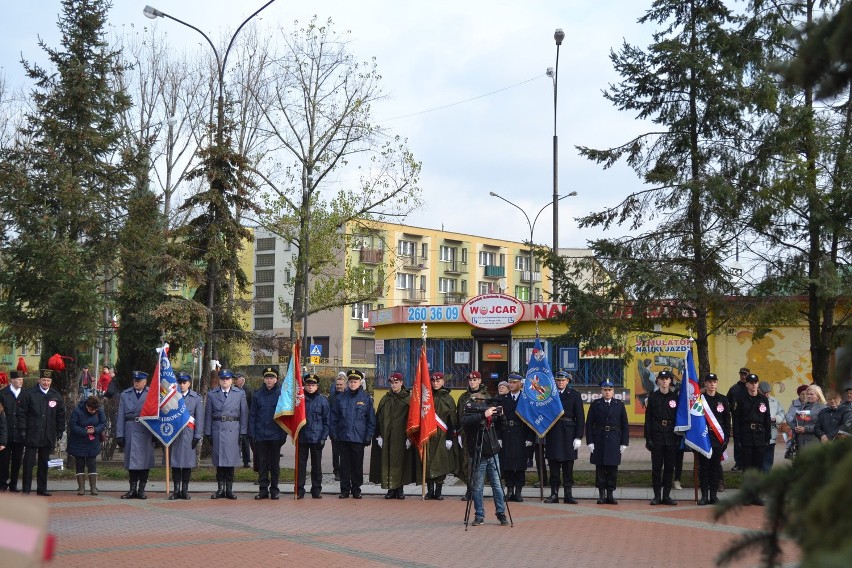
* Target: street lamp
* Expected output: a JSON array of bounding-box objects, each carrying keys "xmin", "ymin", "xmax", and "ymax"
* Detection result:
[
  {"xmin": 547, "ymin": 27, "xmax": 566, "ymax": 298},
  {"xmin": 144, "ymin": 2, "xmax": 277, "ymax": 380},
  {"xmin": 490, "ymin": 191, "xmax": 576, "ymax": 303}
]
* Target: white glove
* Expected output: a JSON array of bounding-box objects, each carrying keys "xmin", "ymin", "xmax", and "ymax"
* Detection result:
[
  {"xmin": 498, "ymin": 440, "xmax": 503, "ymax": 449},
  {"xmin": 573, "ymin": 439, "xmax": 581, "ymax": 451},
  {"xmin": 405, "ymin": 439, "xmax": 411, "ymax": 449},
  {"xmin": 524, "ymin": 440, "xmax": 533, "ymax": 447},
  {"xmin": 376, "ymin": 437, "xmax": 383, "ymax": 448},
  {"xmin": 588, "ymin": 443, "xmax": 595, "ymax": 453},
  {"xmin": 457, "ymin": 435, "xmax": 463, "ymax": 449},
  {"xmin": 619, "ymin": 445, "xmax": 626, "ymax": 454},
  {"xmin": 445, "ymin": 440, "xmax": 453, "ymax": 450}
]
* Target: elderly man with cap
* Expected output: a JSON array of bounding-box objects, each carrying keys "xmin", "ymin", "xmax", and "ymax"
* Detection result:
[
  {"xmin": 726, "ymin": 366, "xmax": 750, "ymax": 471},
  {"xmin": 733, "ymin": 373, "xmax": 771, "ymax": 504},
  {"xmin": 544, "ymin": 371, "xmax": 585, "ymax": 504},
  {"xmin": 424, "ymin": 371, "xmax": 457, "ymax": 500},
  {"xmin": 369, "ymin": 372, "xmax": 414, "ymax": 499},
  {"xmin": 329, "ymin": 369, "xmax": 375, "ymax": 498},
  {"xmin": 500, "ymin": 373, "xmax": 535, "ymax": 502},
  {"xmin": 328, "ymin": 371, "xmax": 347, "ymax": 481},
  {"xmin": 644, "ymin": 369, "xmax": 680, "ymax": 506},
  {"xmin": 298, "ymin": 373, "xmax": 330, "ymax": 498},
  {"xmin": 697, "ymin": 373, "xmax": 730, "ymax": 505},
  {"xmin": 250, "ymin": 367, "xmax": 286, "ymax": 500},
  {"xmin": 169, "ymin": 371, "xmax": 203, "ymax": 500},
  {"xmin": 235, "ymin": 373, "xmax": 253, "ymax": 469},
  {"xmin": 205, "ymin": 368, "xmax": 248, "ymax": 500},
  {"xmin": 455, "ymin": 370, "xmax": 489, "ymax": 501},
  {"xmin": 116, "ymin": 370, "xmax": 154, "ymax": 499},
  {"xmin": 18, "ymin": 369, "xmax": 66, "ymax": 496},
  {"xmin": 586, "ymin": 378, "xmax": 629, "ymax": 505},
  {"xmin": 0, "ymin": 370, "xmax": 25, "ymax": 492}
]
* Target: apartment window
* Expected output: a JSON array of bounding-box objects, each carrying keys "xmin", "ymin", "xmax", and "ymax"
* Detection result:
[
  {"xmin": 478, "ymin": 251, "xmax": 497, "ymax": 266},
  {"xmin": 256, "ymin": 237, "xmax": 276, "ymax": 251},
  {"xmin": 438, "ymin": 278, "xmax": 457, "ymax": 293},
  {"xmin": 256, "ymin": 254, "xmax": 275, "ymax": 267},
  {"xmin": 255, "ymin": 301, "xmax": 274, "ymax": 315},
  {"xmin": 34, "ymin": 341, "xmax": 42, "ymax": 356},
  {"xmin": 284, "ymin": 269, "xmax": 291, "ymax": 284},
  {"xmin": 255, "ymin": 269, "xmax": 274, "ymax": 283},
  {"xmin": 20, "ymin": 343, "xmax": 28, "ymax": 356},
  {"xmin": 515, "ymin": 285, "xmax": 530, "ymax": 302},
  {"xmin": 398, "ymin": 240, "xmax": 416, "ymax": 256},
  {"xmin": 255, "ymin": 285, "xmax": 274, "ymax": 299},
  {"xmin": 254, "ymin": 318, "xmax": 273, "ymax": 330},
  {"xmin": 478, "ymin": 282, "xmax": 494, "ymax": 295},
  {"xmin": 515, "ymin": 256, "xmax": 530, "ymax": 271},
  {"xmin": 439, "ymin": 245, "xmax": 454, "ymax": 262},
  {"xmin": 421, "ymin": 242, "xmax": 428, "ymax": 259},
  {"xmin": 396, "ymin": 273, "xmax": 415, "ymax": 289},
  {"xmin": 351, "ymin": 302, "xmax": 372, "ymax": 319}
]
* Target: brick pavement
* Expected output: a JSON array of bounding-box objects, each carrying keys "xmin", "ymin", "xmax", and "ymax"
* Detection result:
[{"xmin": 47, "ymin": 490, "xmax": 799, "ymax": 568}]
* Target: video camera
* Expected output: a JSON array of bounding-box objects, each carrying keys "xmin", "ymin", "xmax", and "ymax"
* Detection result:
[{"xmin": 465, "ymin": 397, "xmax": 503, "ymax": 416}]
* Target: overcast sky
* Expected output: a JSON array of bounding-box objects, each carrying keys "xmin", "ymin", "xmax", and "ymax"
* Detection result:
[{"xmin": 0, "ymin": 1, "xmax": 657, "ymax": 248}]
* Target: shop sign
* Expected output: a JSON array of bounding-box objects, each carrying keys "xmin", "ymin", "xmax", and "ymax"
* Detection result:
[{"xmin": 461, "ymin": 294, "xmax": 525, "ymax": 330}]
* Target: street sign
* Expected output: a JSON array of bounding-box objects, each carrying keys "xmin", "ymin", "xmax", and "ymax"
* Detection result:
[
  {"xmin": 310, "ymin": 344, "xmax": 322, "ymax": 357},
  {"xmin": 310, "ymin": 356, "xmax": 320, "ymax": 365}
]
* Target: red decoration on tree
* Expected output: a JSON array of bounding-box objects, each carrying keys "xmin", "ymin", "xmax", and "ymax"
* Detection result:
[
  {"xmin": 47, "ymin": 353, "xmax": 66, "ymax": 372},
  {"xmin": 17, "ymin": 356, "xmax": 28, "ymax": 375}
]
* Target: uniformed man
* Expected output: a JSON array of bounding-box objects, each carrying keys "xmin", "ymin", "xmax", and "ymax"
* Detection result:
[
  {"xmin": 732, "ymin": 373, "xmax": 771, "ymax": 505},
  {"xmin": 370, "ymin": 372, "xmax": 414, "ymax": 499},
  {"xmin": 422, "ymin": 371, "xmax": 457, "ymax": 500},
  {"xmin": 329, "ymin": 372, "xmax": 347, "ymax": 481},
  {"xmin": 455, "ymin": 370, "xmax": 489, "ymax": 501},
  {"xmin": 169, "ymin": 371, "xmax": 203, "ymax": 500},
  {"xmin": 329, "ymin": 369, "xmax": 375, "ymax": 499},
  {"xmin": 586, "ymin": 378, "xmax": 629, "ymax": 505},
  {"xmin": 544, "ymin": 371, "xmax": 585, "ymax": 504},
  {"xmin": 204, "ymin": 368, "xmax": 248, "ymax": 500},
  {"xmin": 644, "ymin": 369, "xmax": 679, "ymax": 506},
  {"xmin": 116, "ymin": 370, "xmax": 155, "ymax": 499},
  {"xmin": 18, "ymin": 369, "xmax": 66, "ymax": 496},
  {"xmin": 698, "ymin": 373, "xmax": 730, "ymax": 505},
  {"xmin": 727, "ymin": 367, "xmax": 750, "ymax": 471},
  {"xmin": 250, "ymin": 367, "xmax": 286, "ymax": 500},
  {"xmin": 500, "ymin": 373, "xmax": 535, "ymax": 502},
  {"xmin": 0, "ymin": 370, "xmax": 25, "ymax": 492},
  {"xmin": 298, "ymin": 373, "xmax": 330, "ymax": 499},
  {"xmin": 235, "ymin": 373, "xmax": 253, "ymax": 468}
]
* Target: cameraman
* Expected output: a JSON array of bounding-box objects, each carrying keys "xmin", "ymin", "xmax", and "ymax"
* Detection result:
[{"xmin": 461, "ymin": 393, "xmax": 508, "ymax": 527}]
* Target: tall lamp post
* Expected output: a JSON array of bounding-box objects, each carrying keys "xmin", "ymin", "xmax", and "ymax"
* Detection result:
[
  {"xmin": 144, "ymin": 2, "xmax": 277, "ymax": 380},
  {"xmin": 546, "ymin": 28, "xmax": 566, "ymax": 299},
  {"xmin": 490, "ymin": 191, "xmax": 576, "ymax": 303}
]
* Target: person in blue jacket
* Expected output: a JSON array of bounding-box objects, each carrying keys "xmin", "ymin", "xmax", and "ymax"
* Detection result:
[
  {"xmin": 329, "ymin": 369, "xmax": 375, "ymax": 499},
  {"xmin": 297, "ymin": 373, "xmax": 330, "ymax": 498},
  {"xmin": 249, "ymin": 367, "xmax": 286, "ymax": 500},
  {"xmin": 585, "ymin": 378, "xmax": 629, "ymax": 505},
  {"xmin": 169, "ymin": 372, "xmax": 203, "ymax": 500},
  {"xmin": 67, "ymin": 396, "xmax": 106, "ymax": 495}
]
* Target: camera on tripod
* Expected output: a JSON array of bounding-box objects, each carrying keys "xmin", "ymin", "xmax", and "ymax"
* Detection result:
[{"xmin": 465, "ymin": 397, "xmax": 503, "ymax": 415}]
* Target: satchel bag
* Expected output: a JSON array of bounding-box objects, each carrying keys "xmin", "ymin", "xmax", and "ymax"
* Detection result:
[{"xmin": 784, "ymin": 438, "xmax": 797, "ymax": 460}]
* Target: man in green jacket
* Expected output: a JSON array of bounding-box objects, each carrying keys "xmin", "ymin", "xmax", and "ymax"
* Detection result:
[{"xmin": 370, "ymin": 372, "xmax": 416, "ymax": 498}]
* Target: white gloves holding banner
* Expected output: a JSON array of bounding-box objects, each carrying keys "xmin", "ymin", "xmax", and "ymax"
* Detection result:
[
  {"xmin": 525, "ymin": 440, "xmax": 533, "ymax": 447},
  {"xmin": 457, "ymin": 435, "xmax": 463, "ymax": 448},
  {"xmin": 376, "ymin": 437, "xmax": 383, "ymax": 448},
  {"xmin": 445, "ymin": 440, "xmax": 453, "ymax": 450},
  {"xmin": 573, "ymin": 439, "xmax": 581, "ymax": 451},
  {"xmin": 619, "ymin": 445, "xmax": 627, "ymax": 454},
  {"xmin": 405, "ymin": 439, "xmax": 411, "ymax": 449},
  {"xmin": 588, "ymin": 443, "xmax": 595, "ymax": 453}
]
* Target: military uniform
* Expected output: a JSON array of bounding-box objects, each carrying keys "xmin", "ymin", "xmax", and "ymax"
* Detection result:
[
  {"xmin": 733, "ymin": 375, "xmax": 771, "ymax": 480},
  {"xmin": 585, "ymin": 379, "xmax": 629, "ymax": 504},
  {"xmin": 249, "ymin": 367, "xmax": 286, "ymax": 500},
  {"xmin": 329, "ymin": 369, "xmax": 375, "ymax": 498},
  {"xmin": 204, "ymin": 369, "xmax": 248, "ymax": 499},
  {"xmin": 644, "ymin": 370, "xmax": 680, "ymax": 505},
  {"xmin": 169, "ymin": 372, "xmax": 203, "ymax": 500},
  {"xmin": 499, "ymin": 374, "xmax": 535, "ymax": 502},
  {"xmin": 424, "ymin": 373, "xmax": 457, "ymax": 500},
  {"xmin": 369, "ymin": 374, "xmax": 415, "ymax": 498},
  {"xmin": 297, "ymin": 373, "xmax": 330, "ymax": 499},
  {"xmin": 698, "ymin": 375, "xmax": 730, "ymax": 505},
  {"xmin": 18, "ymin": 370, "xmax": 66, "ymax": 496},
  {"xmin": 116, "ymin": 371, "xmax": 155, "ymax": 499},
  {"xmin": 0, "ymin": 371, "xmax": 25, "ymax": 492},
  {"xmin": 544, "ymin": 371, "xmax": 585, "ymax": 504}
]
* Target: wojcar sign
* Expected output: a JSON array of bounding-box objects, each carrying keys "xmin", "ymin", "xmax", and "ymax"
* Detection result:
[{"xmin": 462, "ymin": 294, "xmax": 526, "ymax": 330}]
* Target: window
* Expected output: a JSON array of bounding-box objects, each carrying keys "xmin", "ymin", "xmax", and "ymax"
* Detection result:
[
  {"xmin": 515, "ymin": 256, "xmax": 530, "ymax": 271},
  {"xmin": 255, "ymin": 285, "xmax": 274, "ymax": 299},
  {"xmin": 439, "ymin": 245, "xmax": 454, "ymax": 262},
  {"xmin": 255, "ymin": 301, "xmax": 274, "ymax": 315},
  {"xmin": 461, "ymin": 248, "xmax": 468, "ymax": 265},
  {"xmin": 256, "ymin": 254, "xmax": 275, "ymax": 267},
  {"xmin": 398, "ymin": 240, "xmax": 416, "ymax": 256},
  {"xmin": 20, "ymin": 343, "xmax": 28, "ymax": 356},
  {"xmin": 256, "ymin": 237, "xmax": 275, "ymax": 251},
  {"xmin": 515, "ymin": 285, "xmax": 530, "ymax": 302},
  {"xmin": 255, "ymin": 270, "xmax": 274, "ymax": 283},
  {"xmin": 438, "ymin": 278, "xmax": 457, "ymax": 293},
  {"xmin": 478, "ymin": 251, "xmax": 495, "ymax": 266},
  {"xmin": 284, "ymin": 269, "xmax": 291, "ymax": 284},
  {"xmin": 351, "ymin": 302, "xmax": 372, "ymax": 319},
  {"xmin": 254, "ymin": 318, "xmax": 273, "ymax": 330},
  {"xmin": 421, "ymin": 242, "xmax": 428, "ymax": 260},
  {"xmin": 478, "ymin": 282, "xmax": 494, "ymax": 295},
  {"xmin": 396, "ymin": 273, "xmax": 415, "ymax": 289}
]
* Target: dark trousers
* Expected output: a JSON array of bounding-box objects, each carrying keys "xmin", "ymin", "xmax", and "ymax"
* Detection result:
[
  {"xmin": 240, "ymin": 435, "xmax": 252, "ymax": 466},
  {"xmin": 548, "ymin": 459, "xmax": 575, "ymax": 490},
  {"xmin": 595, "ymin": 464, "xmax": 618, "ymax": 490},
  {"xmin": 0, "ymin": 441, "xmax": 25, "ymax": 490},
  {"xmin": 297, "ymin": 442, "xmax": 324, "ymax": 493},
  {"xmin": 339, "ymin": 441, "xmax": 365, "ymax": 495},
  {"xmin": 697, "ymin": 447, "xmax": 724, "ymax": 491},
  {"xmin": 255, "ymin": 440, "xmax": 282, "ymax": 491},
  {"xmin": 503, "ymin": 468, "xmax": 525, "ymax": 489},
  {"xmin": 22, "ymin": 445, "xmax": 51, "ymax": 494},
  {"xmin": 650, "ymin": 444, "xmax": 677, "ymax": 492},
  {"xmin": 761, "ymin": 442, "xmax": 776, "ymax": 473},
  {"xmin": 673, "ymin": 447, "xmax": 685, "ymax": 482},
  {"xmin": 740, "ymin": 444, "xmax": 765, "ymax": 472},
  {"xmin": 73, "ymin": 455, "xmax": 97, "ymax": 474},
  {"xmin": 331, "ymin": 438, "xmax": 341, "ymax": 474},
  {"xmin": 215, "ymin": 466, "xmax": 235, "ymax": 483}
]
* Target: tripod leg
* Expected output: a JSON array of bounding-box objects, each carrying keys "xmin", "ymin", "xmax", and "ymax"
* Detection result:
[
  {"xmin": 492, "ymin": 454, "xmax": 512, "ymax": 526},
  {"xmin": 464, "ymin": 428, "xmax": 485, "ymax": 530}
]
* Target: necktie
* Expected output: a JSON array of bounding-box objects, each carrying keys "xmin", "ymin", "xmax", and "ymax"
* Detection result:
[{"xmin": 224, "ymin": 390, "xmax": 228, "ymax": 398}]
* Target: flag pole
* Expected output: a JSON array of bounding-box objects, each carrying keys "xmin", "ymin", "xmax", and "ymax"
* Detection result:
[
  {"xmin": 421, "ymin": 323, "xmax": 428, "ymax": 499},
  {"xmin": 533, "ymin": 321, "xmax": 545, "ymax": 502},
  {"xmin": 165, "ymin": 445, "xmax": 170, "ymax": 499},
  {"xmin": 293, "ymin": 326, "xmax": 301, "ymax": 501}
]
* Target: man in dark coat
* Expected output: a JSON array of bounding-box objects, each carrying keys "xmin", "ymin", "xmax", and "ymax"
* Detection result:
[
  {"xmin": 329, "ymin": 369, "xmax": 375, "ymax": 499},
  {"xmin": 733, "ymin": 373, "xmax": 771, "ymax": 505},
  {"xmin": 0, "ymin": 371, "xmax": 25, "ymax": 492},
  {"xmin": 455, "ymin": 370, "xmax": 489, "ymax": 501},
  {"xmin": 424, "ymin": 371, "xmax": 457, "ymax": 500},
  {"xmin": 235, "ymin": 373, "xmax": 253, "ymax": 468},
  {"xmin": 499, "ymin": 373, "xmax": 535, "ymax": 502},
  {"xmin": 544, "ymin": 371, "xmax": 585, "ymax": 504},
  {"xmin": 328, "ymin": 372, "xmax": 347, "ymax": 481},
  {"xmin": 116, "ymin": 370, "xmax": 155, "ymax": 499},
  {"xmin": 205, "ymin": 368, "xmax": 248, "ymax": 500},
  {"xmin": 18, "ymin": 369, "xmax": 66, "ymax": 496},
  {"xmin": 298, "ymin": 373, "xmax": 330, "ymax": 498},
  {"xmin": 249, "ymin": 367, "xmax": 286, "ymax": 500},
  {"xmin": 698, "ymin": 373, "xmax": 730, "ymax": 505},
  {"xmin": 586, "ymin": 378, "xmax": 629, "ymax": 505},
  {"xmin": 726, "ymin": 367, "xmax": 750, "ymax": 471},
  {"xmin": 370, "ymin": 372, "xmax": 415, "ymax": 499},
  {"xmin": 644, "ymin": 369, "xmax": 680, "ymax": 506},
  {"xmin": 169, "ymin": 371, "xmax": 203, "ymax": 500}
]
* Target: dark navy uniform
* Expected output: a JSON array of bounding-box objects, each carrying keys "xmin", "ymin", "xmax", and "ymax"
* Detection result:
[
  {"xmin": 169, "ymin": 372, "xmax": 203, "ymax": 500},
  {"xmin": 698, "ymin": 375, "xmax": 730, "ymax": 505},
  {"xmin": 585, "ymin": 379, "xmax": 629, "ymax": 504},
  {"xmin": 0, "ymin": 371, "xmax": 26, "ymax": 492},
  {"xmin": 499, "ymin": 374, "xmax": 535, "ymax": 502},
  {"xmin": 18, "ymin": 370, "xmax": 66, "ymax": 496},
  {"xmin": 250, "ymin": 367, "xmax": 286, "ymax": 500},
  {"xmin": 544, "ymin": 371, "xmax": 585, "ymax": 504},
  {"xmin": 733, "ymin": 374, "xmax": 771, "ymax": 479},
  {"xmin": 116, "ymin": 371, "xmax": 155, "ymax": 499},
  {"xmin": 644, "ymin": 371, "xmax": 679, "ymax": 505}
]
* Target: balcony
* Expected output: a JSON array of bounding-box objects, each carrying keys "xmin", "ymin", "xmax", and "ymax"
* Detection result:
[
  {"xmin": 442, "ymin": 260, "xmax": 467, "ymax": 275},
  {"xmin": 358, "ymin": 318, "xmax": 374, "ymax": 333},
  {"xmin": 402, "ymin": 254, "xmax": 428, "ymax": 269},
  {"xmin": 359, "ymin": 248, "xmax": 384, "ymax": 264},
  {"xmin": 483, "ymin": 265, "xmax": 505, "ymax": 278},
  {"xmin": 443, "ymin": 291, "xmax": 467, "ymax": 305},
  {"xmin": 520, "ymin": 270, "xmax": 542, "ymax": 283},
  {"xmin": 401, "ymin": 288, "xmax": 427, "ymax": 303}
]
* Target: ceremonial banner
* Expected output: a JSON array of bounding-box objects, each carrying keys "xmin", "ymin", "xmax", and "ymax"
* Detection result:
[
  {"xmin": 406, "ymin": 345, "xmax": 437, "ymax": 451},
  {"xmin": 274, "ymin": 339, "xmax": 306, "ymax": 440},
  {"xmin": 139, "ymin": 344, "xmax": 191, "ymax": 446},
  {"xmin": 674, "ymin": 348, "xmax": 713, "ymax": 458},
  {"xmin": 516, "ymin": 337, "xmax": 564, "ymax": 437}
]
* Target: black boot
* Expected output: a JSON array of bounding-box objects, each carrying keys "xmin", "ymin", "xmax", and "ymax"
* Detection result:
[
  {"xmin": 225, "ymin": 481, "xmax": 237, "ymax": 500},
  {"xmin": 425, "ymin": 481, "xmax": 435, "ymax": 500},
  {"xmin": 697, "ymin": 489, "xmax": 709, "ymax": 506},
  {"xmin": 434, "ymin": 483, "xmax": 444, "ymax": 500},
  {"xmin": 650, "ymin": 487, "xmax": 661, "ymax": 506},
  {"xmin": 514, "ymin": 484, "xmax": 524, "ymax": 502},
  {"xmin": 211, "ymin": 481, "xmax": 225, "ymax": 500},
  {"xmin": 544, "ymin": 485, "xmax": 559, "ymax": 503},
  {"xmin": 136, "ymin": 482, "xmax": 148, "ymax": 500},
  {"xmin": 563, "ymin": 487, "xmax": 577, "ymax": 505},
  {"xmin": 121, "ymin": 482, "xmax": 137, "ymax": 500},
  {"xmin": 606, "ymin": 489, "xmax": 618, "ymax": 505},
  {"xmin": 597, "ymin": 488, "xmax": 606, "ymax": 505},
  {"xmin": 385, "ymin": 489, "xmax": 396, "ymax": 499},
  {"xmin": 395, "ymin": 487, "xmax": 405, "ymax": 500},
  {"xmin": 169, "ymin": 479, "xmax": 180, "ymax": 501},
  {"xmin": 505, "ymin": 486, "xmax": 515, "ymax": 502},
  {"xmin": 255, "ymin": 487, "xmax": 270, "ymax": 500},
  {"xmin": 709, "ymin": 488, "xmax": 719, "ymax": 504},
  {"xmin": 661, "ymin": 488, "xmax": 677, "ymax": 506},
  {"xmin": 181, "ymin": 470, "xmax": 191, "ymax": 500}
]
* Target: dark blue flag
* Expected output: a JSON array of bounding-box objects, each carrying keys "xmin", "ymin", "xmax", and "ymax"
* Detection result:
[{"xmin": 516, "ymin": 337, "xmax": 564, "ymax": 437}]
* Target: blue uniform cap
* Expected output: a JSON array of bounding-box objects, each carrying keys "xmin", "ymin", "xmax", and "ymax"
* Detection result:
[
  {"xmin": 176, "ymin": 371, "xmax": 191, "ymax": 382},
  {"xmin": 132, "ymin": 371, "xmax": 148, "ymax": 381},
  {"xmin": 507, "ymin": 373, "xmax": 524, "ymax": 382},
  {"xmin": 347, "ymin": 369, "xmax": 364, "ymax": 381},
  {"xmin": 599, "ymin": 378, "xmax": 615, "ymax": 388},
  {"xmin": 218, "ymin": 369, "xmax": 235, "ymax": 379},
  {"xmin": 555, "ymin": 370, "xmax": 573, "ymax": 380}
]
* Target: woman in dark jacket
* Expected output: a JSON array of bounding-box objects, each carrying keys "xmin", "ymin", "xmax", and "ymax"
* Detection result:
[
  {"xmin": 815, "ymin": 390, "xmax": 852, "ymax": 441},
  {"xmin": 68, "ymin": 396, "xmax": 106, "ymax": 495}
]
